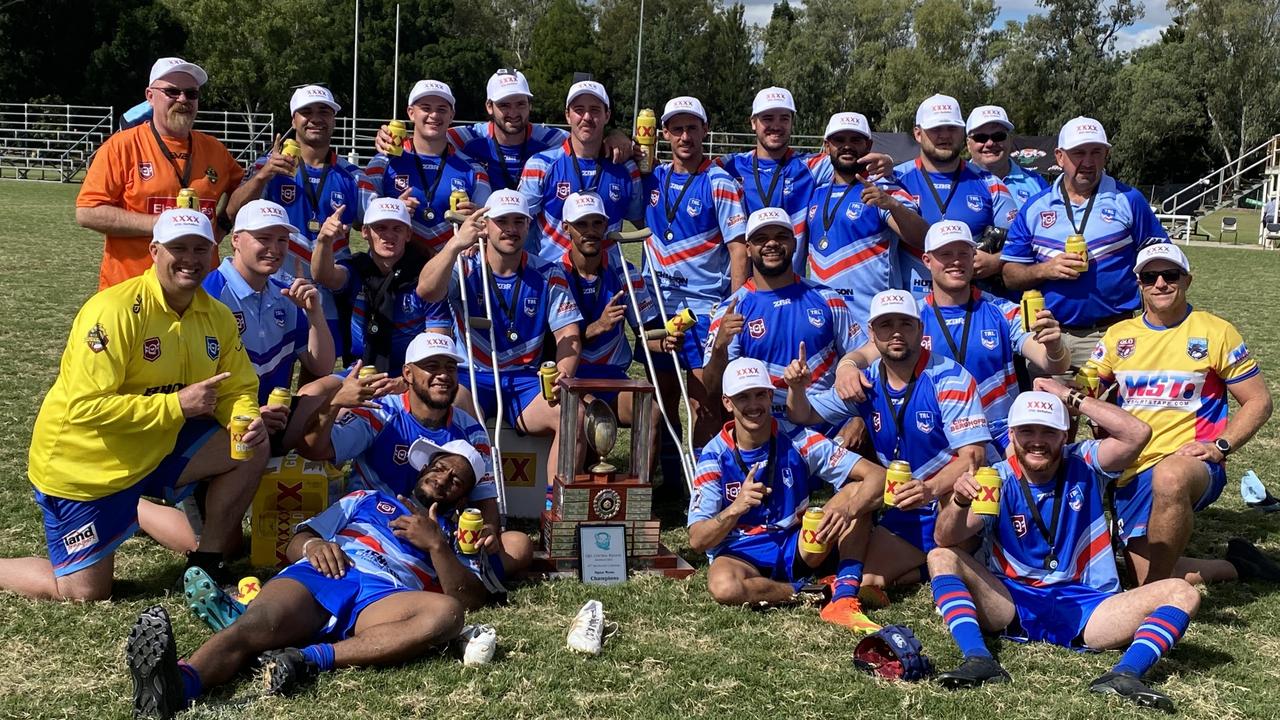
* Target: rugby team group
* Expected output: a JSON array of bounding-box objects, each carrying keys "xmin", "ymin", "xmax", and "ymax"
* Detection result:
[{"xmin": 1, "ymin": 55, "xmax": 1276, "ymax": 717}]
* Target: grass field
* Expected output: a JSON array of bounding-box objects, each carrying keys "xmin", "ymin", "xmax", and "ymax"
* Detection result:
[{"xmin": 4, "ymin": 179, "xmax": 1280, "ymax": 719}]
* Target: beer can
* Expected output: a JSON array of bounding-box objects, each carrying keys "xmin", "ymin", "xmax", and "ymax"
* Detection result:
[
  {"xmin": 282, "ymin": 138, "xmax": 302, "ymax": 161},
  {"xmin": 237, "ymin": 576, "xmax": 262, "ymax": 604},
  {"xmin": 230, "ymin": 414, "xmax": 254, "ymax": 460},
  {"xmin": 884, "ymin": 460, "xmax": 912, "ymax": 507},
  {"xmin": 267, "ymin": 387, "xmax": 292, "ymax": 408},
  {"xmin": 387, "ymin": 119, "xmax": 406, "ymax": 157},
  {"xmin": 799, "ymin": 506, "xmax": 827, "ymax": 554},
  {"xmin": 358, "ymin": 365, "xmax": 379, "ymax": 379},
  {"xmin": 175, "ymin": 188, "xmax": 198, "ymax": 209},
  {"xmin": 1020, "ymin": 290, "xmax": 1045, "ymax": 334},
  {"xmin": 1074, "ymin": 363, "xmax": 1100, "ymax": 397},
  {"xmin": 538, "ymin": 361, "xmax": 559, "ymax": 402},
  {"xmin": 1064, "ymin": 234, "xmax": 1089, "ymax": 263},
  {"xmin": 665, "ymin": 308, "xmax": 695, "ymax": 336},
  {"xmin": 457, "ymin": 508, "xmax": 484, "ymax": 555},
  {"xmin": 449, "ymin": 189, "xmax": 469, "ymax": 213},
  {"xmin": 636, "ymin": 108, "xmax": 657, "ymax": 174},
  {"xmin": 971, "ymin": 467, "xmax": 1002, "ymax": 516}
]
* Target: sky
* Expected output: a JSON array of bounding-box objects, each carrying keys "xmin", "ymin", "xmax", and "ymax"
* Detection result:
[{"xmin": 738, "ymin": 0, "xmax": 1171, "ymax": 52}]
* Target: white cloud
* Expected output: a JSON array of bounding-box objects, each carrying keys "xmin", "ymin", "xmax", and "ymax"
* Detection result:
[{"xmin": 1114, "ymin": 24, "xmax": 1166, "ymax": 51}]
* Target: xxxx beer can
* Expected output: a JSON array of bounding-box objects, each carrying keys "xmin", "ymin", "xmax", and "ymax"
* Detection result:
[
  {"xmin": 539, "ymin": 361, "xmax": 559, "ymax": 402},
  {"xmin": 971, "ymin": 467, "xmax": 1002, "ymax": 516},
  {"xmin": 884, "ymin": 460, "xmax": 911, "ymax": 507},
  {"xmin": 175, "ymin": 188, "xmax": 198, "ymax": 209},
  {"xmin": 267, "ymin": 387, "xmax": 292, "ymax": 408},
  {"xmin": 449, "ymin": 189, "xmax": 469, "ymax": 214},
  {"xmin": 387, "ymin": 119, "xmax": 406, "ymax": 156},
  {"xmin": 800, "ymin": 506, "xmax": 827, "ymax": 554},
  {"xmin": 457, "ymin": 508, "xmax": 484, "ymax": 555},
  {"xmin": 1020, "ymin": 290, "xmax": 1045, "ymax": 334},
  {"xmin": 282, "ymin": 138, "xmax": 302, "ymax": 161},
  {"xmin": 636, "ymin": 108, "xmax": 657, "ymax": 173},
  {"xmin": 665, "ymin": 308, "xmax": 695, "ymax": 336},
  {"xmin": 1064, "ymin": 234, "xmax": 1089, "ymax": 263},
  {"xmin": 358, "ymin": 365, "xmax": 379, "ymax": 379},
  {"xmin": 230, "ymin": 415, "xmax": 254, "ymax": 460},
  {"xmin": 237, "ymin": 576, "xmax": 262, "ymax": 604},
  {"xmin": 1074, "ymin": 363, "xmax": 1100, "ymax": 397}
]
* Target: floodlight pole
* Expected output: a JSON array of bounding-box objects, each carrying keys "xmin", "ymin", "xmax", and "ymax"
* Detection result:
[
  {"xmin": 631, "ymin": 0, "xmax": 644, "ymax": 126},
  {"xmin": 392, "ymin": 3, "xmax": 401, "ymax": 115},
  {"xmin": 351, "ymin": 0, "xmax": 360, "ymax": 155}
]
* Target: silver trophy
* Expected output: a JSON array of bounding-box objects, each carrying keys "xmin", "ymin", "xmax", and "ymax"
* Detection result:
[{"xmin": 583, "ymin": 398, "xmax": 619, "ymax": 475}]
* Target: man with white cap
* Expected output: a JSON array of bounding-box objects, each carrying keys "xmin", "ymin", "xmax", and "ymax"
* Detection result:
[
  {"xmin": 420, "ymin": 189, "xmax": 584, "ymax": 486},
  {"xmin": 77, "ymin": 57, "xmax": 244, "ymax": 290},
  {"xmin": 1002, "ymin": 116, "xmax": 1169, "ymax": 374},
  {"xmin": 688, "ymin": 357, "xmax": 887, "ymax": 633},
  {"xmin": 124, "ymin": 434, "xmax": 499, "ymax": 716},
  {"xmin": 1, "ymin": 209, "xmax": 265, "ymax": 602},
  {"xmin": 964, "ymin": 105, "xmax": 1049, "ymax": 209},
  {"xmin": 1091, "ymin": 243, "xmax": 1275, "ymax": 585},
  {"xmin": 519, "ymin": 80, "xmax": 644, "ymax": 263},
  {"xmin": 883, "ymin": 94, "xmax": 1016, "ymax": 299},
  {"xmin": 227, "ymin": 85, "xmax": 372, "ymax": 364},
  {"xmin": 929, "ymin": 383, "xmax": 1200, "ymax": 713},
  {"xmin": 311, "ymin": 197, "xmax": 452, "ymax": 372},
  {"xmin": 366, "ymin": 79, "xmax": 492, "ymax": 254},
  {"xmin": 787, "ymin": 290, "xmax": 990, "ymax": 593},
  {"xmin": 806, "ymin": 111, "xmax": 928, "ymax": 326}
]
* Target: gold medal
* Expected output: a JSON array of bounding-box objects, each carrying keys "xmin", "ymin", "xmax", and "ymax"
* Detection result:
[
  {"xmin": 308, "ymin": 219, "xmax": 320, "ymax": 234},
  {"xmin": 818, "ymin": 235, "xmax": 828, "ymax": 250}
]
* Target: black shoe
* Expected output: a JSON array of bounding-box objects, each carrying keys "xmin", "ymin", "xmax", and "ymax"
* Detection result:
[
  {"xmin": 127, "ymin": 606, "xmax": 184, "ymax": 719},
  {"xmin": 937, "ymin": 655, "xmax": 1011, "ymax": 689},
  {"xmin": 259, "ymin": 648, "xmax": 320, "ymax": 696},
  {"xmin": 184, "ymin": 551, "xmax": 232, "ymax": 587},
  {"xmin": 1089, "ymin": 671, "xmax": 1175, "ymax": 713},
  {"xmin": 1225, "ymin": 538, "xmax": 1280, "ymax": 583}
]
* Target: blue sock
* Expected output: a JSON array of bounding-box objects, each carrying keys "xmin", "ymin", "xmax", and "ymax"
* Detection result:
[
  {"xmin": 1113, "ymin": 605, "xmax": 1190, "ymax": 677},
  {"xmin": 300, "ymin": 643, "xmax": 336, "ymax": 672},
  {"xmin": 177, "ymin": 661, "xmax": 202, "ymax": 705},
  {"xmin": 831, "ymin": 558, "xmax": 864, "ymax": 602},
  {"xmin": 931, "ymin": 574, "xmax": 990, "ymax": 659}
]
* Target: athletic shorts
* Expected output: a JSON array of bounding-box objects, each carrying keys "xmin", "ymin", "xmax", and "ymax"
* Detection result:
[
  {"xmin": 573, "ymin": 363, "xmax": 630, "ymax": 405},
  {"xmin": 1002, "ymin": 578, "xmax": 1115, "ymax": 649},
  {"xmin": 715, "ymin": 527, "xmax": 838, "ymax": 584},
  {"xmin": 1113, "ymin": 461, "xmax": 1227, "ymax": 544},
  {"xmin": 878, "ymin": 506, "xmax": 937, "ymax": 554},
  {"xmin": 460, "ymin": 370, "xmax": 542, "ymax": 431},
  {"xmin": 274, "ymin": 562, "xmax": 410, "ymax": 641},
  {"xmin": 643, "ymin": 312, "xmax": 711, "ymax": 371},
  {"xmin": 34, "ymin": 418, "xmax": 219, "ymax": 577}
]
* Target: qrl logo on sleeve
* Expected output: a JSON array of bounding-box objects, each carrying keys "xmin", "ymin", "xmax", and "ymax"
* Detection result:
[{"xmin": 61, "ymin": 522, "xmax": 99, "ymax": 555}]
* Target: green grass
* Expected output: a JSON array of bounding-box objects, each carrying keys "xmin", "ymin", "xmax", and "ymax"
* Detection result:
[{"xmin": 3, "ymin": 179, "xmax": 1280, "ymax": 719}]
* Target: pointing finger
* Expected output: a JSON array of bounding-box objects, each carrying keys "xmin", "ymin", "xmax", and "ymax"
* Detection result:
[
  {"xmin": 726, "ymin": 298, "xmax": 738, "ymax": 315},
  {"xmin": 205, "ymin": 371, "xmax": 233, "ymax": 385},
  {"xmin": 398, "ymin": 186, "xmax": 415, "ymax": 201},
  {"xmin": 329, "ymin": 204, "xmax": 346, "ymax": 221},
  {"xmin": 797, "ymin": 341, "xmax": 806, "ymax": 364}
]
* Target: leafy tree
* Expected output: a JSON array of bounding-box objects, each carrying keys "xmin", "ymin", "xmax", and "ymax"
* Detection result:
[{"xmin": 525, "ymin": 0, "xmax": 603, "ymax": 123}]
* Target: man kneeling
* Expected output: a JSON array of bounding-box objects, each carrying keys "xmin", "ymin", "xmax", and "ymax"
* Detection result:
[
  {"xmin": 126, "ymin": 437, "xmax": 499, "ymax": 719},
  {"xmin": 929, "ymin": 382, "xmax": 1199, "ymax": 712}
]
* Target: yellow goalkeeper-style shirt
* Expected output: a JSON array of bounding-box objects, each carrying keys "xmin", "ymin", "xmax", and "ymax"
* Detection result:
[{"xmin": 28, "ymin": 268, "xmax": 260, "ymax": 501}]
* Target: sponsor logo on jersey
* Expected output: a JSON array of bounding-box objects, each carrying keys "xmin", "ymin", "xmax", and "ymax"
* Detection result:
[
  {"xmin": 556, "ymin": 181, "xmax": 571, "ymax": 199},
  {"xmin": 728, "ymin": 213, "xmax": 745, "ymax": 227},
  {"xmin": 782, "ymin": 177, "xmax": 794, "ymax": 196},
  {"xmin": 1040, "ymin": 211, "xmax": 1057, "ymax": 229},
  {"xmin": 915, "ymin": 410, "xmax": 935, "ymax": 433},
  {"xmin": 205, "ymin": 336, "xmax": 220, "ymax": 360},
  {"xmin": 807, "ymin": 308, "xmax": 825, "ymax": 328},
  {"xmin": 772, "ymin": 298, "xmax": 791, "ymax": 307},
  {"xmin": 376, "ymin": 500, "xmax": 397, "ymax": 515},
  {"xmin": 393, "ymin": 444, "xmax": 410, "ymax": 465},
  {"xmin": 61, "ymin": 521, "xmax": 99, "ymax": 555},
  {"xmin": 232, "ymin": 311, "xmax": 246, "ymax": 335},
  {"xmin": 1187, "ymin": 337, "xmax": 1209, "ymax": 360},
  {"xmin": 132, "ymin": 293, "xmax": 143, "ymax": 314},
  {"xmin": 85, "ymin": 323, "xmax": 109, "ymax": 353},
  {"xmin": 949, "ymin": 416, "xmax": 986, "ymax": 434},
  {"xmin": 1117, "ymin": 337, "xmax": 1136, "ymax": 358},
  {"xmin": 394, "ymin": 175, "xmax": 409, "ymax": 192},
  {"xmin": 1012, "ymin": 514, "xmax": 1028, "ymax": 537},
  {"xmin": 808, "ymin": 206, "xmax": 818, "ymax": 220},
  {"xmin": 687, "ymin": 197, "xmax": 702, "ymax": 217},
  {"xmin": 138, "ymin": 162, "xmax": 155, "ymax": 180},
  {"xmin": 724, "ymin": 481, "xmax": 741, "ymax": 501},
  {"xmin": 1119, "ymin": 372, "xmax": 1203, "ymax": 410},
  {"xmin": 280, "ymin": 184, "xmax": 297, "ymax": 204},
  {"xmin": 981, "ymin": 329, "xmax": 998, "ymax": 350},
  {"xmin": 143, "ymin": 336, "xmax": 161, "ymax": 362},
  {"xmin": 828, "ymin": 446, "xmax": 849, "ymax": 468},
  {"xmin": 274, "ymin": 307, "xmax": 287, "ymax": 327},
  {"xmin": 1068, "ymin": 486, "xmax": 1084, "ymax": 512},
  {"xmin": 1100, "ymin": 207, "xmax": 1116, "ymax": 223},
  {"xmin": 748, "ymin": 318, "xmax": 766, "ymax": 338},
  {"xmin": 205, "ymin": 167, "xmax": 218, "ymax": 184},
  {"xmin": 966, "ymin": 194, "xmax": 983, "ymax": 212},
  {"xmin": 336, "ymin": 411, "xmax": 359, "ymax": 426}
]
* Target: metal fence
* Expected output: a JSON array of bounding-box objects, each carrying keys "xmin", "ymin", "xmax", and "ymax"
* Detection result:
[
  {"xmin": 0, "ymin": 103, "xmax": 113, "ymax": 181},
  {"xmin": 193, "ymin": 111, "xmax": 274, "ymax": 164}
]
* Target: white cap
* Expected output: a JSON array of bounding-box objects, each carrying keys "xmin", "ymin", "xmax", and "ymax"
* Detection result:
[
  {"xmin": 485, "ymin": 189, "xmax": 532, "ymax": 219},
  {"xmin": 563, "ymin": 192, "xmax": 607, "ymax": 223},
  {"xmin": 565, "ymin": 80, "xmax": 609, "ymax": 108},
  {"xmin": 233, "ymin": 199, "xmax": 299, "ymax": 234},
  {"xmin": 914, "ymin": 94, "xmax": 964, "ymax": 130},
  {"xmin": 1008, "ymin": 391, "xmax": 1070, "ymax": 431},
  {"xmin": 723, "ymin": 357, "xmax": 774, "ymax": 398},
  {"xmin": 364, "ymin": 197, "xmax": 412, "ymax": 226},
  {"xmin": 1134, "ymin": 242, "xmax": 1190, "ymax": 273},
  {"xmin": 823, "ymin": 112, "xmax": 871, "ymax": 139},
  {"xmin": 924, "ymin": 220, "xmax": 976, "ymax": 252},
  {"xmin": 745, "ymin": 207, "xmax": 793, "ymax": 239},
  {"xmin": 660, "ymin": 96, "xmax": 707, "ymax": 125},
  {"xmin": 867, "ymin": 290, "xmax": 919, "ymax": 323},
  {"xmin": 408, "ymin": 79, "xmax": 455, "ymax": 107},
  {"xmin": 149, "ymin": 57, "xmax": 208, "ymax": 87},
  {"xmin": 153, "ymin": 209, "xmax": 214, "ymax": 245},
  {"xmin": 289, "ymin": 85, "xmax": 341, "ymax": 115},
  {"xmin": 752, "ymin": 86, "xmax": 796, "ymax": 115},
  {"xmin": 1058, "ymin": 116, "xmax": 1110, "ymax": 150},
  {"xmin": 486, "ymin": 69, "xmax": 532, "ymax": 102},
  {"xmin": 965, "ymin": 105, "xmax": 1014, "ymax": 133},
  {"xmin": 407, "ymin": 437, "xmax": 487, "ymax": 488},
  {"xmin": 405, "ymin": 332, "xmax": 466, "ymax": 364}
]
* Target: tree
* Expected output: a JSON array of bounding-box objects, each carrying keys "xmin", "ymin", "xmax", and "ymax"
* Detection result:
[{"xmin": 525, "ymin": 0, "xmax": 603, "ymax": 124}]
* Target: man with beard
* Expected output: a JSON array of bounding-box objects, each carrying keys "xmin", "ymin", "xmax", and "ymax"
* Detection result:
[
  {"xmin": 787, "ymin": 291, "xmax": 990, "ymax": 592},
  {"xmin": 0, "ymin": 209, "xmax": 266, "ymax": 601},
  {"xmin": 883, "ymin": 94, "xmax": 1015, "ymax": 299},
  {"xmin": 77, "ymin": 58, "xmax": 245, "ymax": 289},
  {"xmin": 688, "ymin": 358, "xmax": 886, "ymax": 633},
  {"xmin": 366, "ymin": 80, "xmax": 491, "ymax": 255},
  {"xmin": 965, "ymin": 106, "xmax": 1048, "ymax": 210},
  {"xmin": 928, "ymin": 388, "xmax": 1199, "ymax": 713},
  {"xmin": 227, "ymin": 85, "xmax": 372, "ymax": 363},
  {"xmin": 1002, "ymin": 118, "xmax": 1169, "ymax": 374},
  {"xmin": 805, "ymin": 112, "xmax": 928, "ymax": 326},
  {"xmin": 295, "ymin": 332, "xmax": 530, "ymax": 571},
  {"xmin": 1091, "ymin": 244, "xmax": 1276, "ymax": 586},
  {"xmin": 125, "ymin": 437, "xmax": 497, "ymax": 718}
]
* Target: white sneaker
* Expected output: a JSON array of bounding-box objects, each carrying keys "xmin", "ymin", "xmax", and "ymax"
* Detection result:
[
  {"xmin": 457, "ymin": 624, "xmax": 497, "ymax": 666},
  {"xmin": 566, "ymin": 599, "xmax": 607, "ymax": 655}
]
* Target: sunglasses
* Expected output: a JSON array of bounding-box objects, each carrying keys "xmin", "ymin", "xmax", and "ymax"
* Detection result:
[
  {"xmin": 150, "ymin": 86, "xmax": 200, "ymax": 100},
  {"xmin": 1138, "ymin": 269, "xmax": 1186, "ymax": 285},
  {"xmin": 969, "ymin": 131, "xmax": 1007, "ymax": 144}
]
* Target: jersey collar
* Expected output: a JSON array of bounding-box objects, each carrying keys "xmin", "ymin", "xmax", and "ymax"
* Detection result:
[
  {"xmin": 1142, "ymin": 303, "xmax": 1193, "ymax": 331},
  {"xmin": 143, "ymin": 266, "xmax": 213, "ymax": 316},
  {"xmin": 719, "ymin": 417, "xmax": 778, "ymax": 452}
]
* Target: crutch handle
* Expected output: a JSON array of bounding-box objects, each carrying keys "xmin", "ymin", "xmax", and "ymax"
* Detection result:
[{"xmin": 606, "ymin": 229, "xmax": 651, "ymax": 244}]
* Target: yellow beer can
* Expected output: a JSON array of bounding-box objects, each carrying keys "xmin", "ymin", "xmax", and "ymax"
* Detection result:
[
  {"xmin": 267, "ymin": 387, "xmax": 292, "ymax": 408},
  {"xmin": 971, "ymin": 467, "xmax": 1002, "ymax": 516},
  {"xmin": 884, "ymin": 460, "xmax": 911, "ymax": 507},
  {"xmin": 538, "ymin": 361, "xmax": 559, "ymax": 402},
  {"xmin": 282, "ymin": 138, "xmax": 302, "ymax": 161},
  {"xmin": 1064, "ymin": 234, "xmax": 1088, "ymax": 263},
  {"xmin": 457, "ymin": 508, "xmax": 484, "ymax": 554},
  {"xmin": 387, "ymin": 119, "xmax": 406, "ymax": 156},
  {"xmin": 799, "ymin": 506, "xmax": 827, "ymax": 554},
  {"xmin": 230, "ymin": 415, "xmax": 254, "ymax": 460},
  {"xmin": 1020, "ymin": 290, "xmax": 1045, "ymax": 334},
  {"xmin": 175, "ymin": 188, "xmax": 198, "ymax": 209}
]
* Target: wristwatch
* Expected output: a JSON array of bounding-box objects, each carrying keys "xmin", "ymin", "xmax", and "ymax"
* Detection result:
[{"xmin": 1214, "ymin": 437, "xmax": 1232, "ymax": 457}]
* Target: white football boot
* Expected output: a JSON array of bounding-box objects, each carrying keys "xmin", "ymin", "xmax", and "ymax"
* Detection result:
[
  {"xmin": 566, "ymin": 599, "xmax": 612, "ymax": 655},
  {"xmin": 457, "ymin": 624, "xmax": 497, "ymax": 666}
]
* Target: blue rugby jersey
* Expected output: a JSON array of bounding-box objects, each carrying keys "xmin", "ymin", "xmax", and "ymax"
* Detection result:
[
  {"xmin": 558, "ymin": 252, "xmax": 658, "ymax": 371},
  {"xmin": 447, "ymin": 122, "xmax": 568, "ymax": 192},
  {"xmin": 805, "ymin": 179, "xmax": 899, "ymax": 326},
  {"xmin": 641, "ymin": 158, "xmax": 747, "ymax": 315},
  {"xmin": 365, "ymin": 148, "xmax": 492, "ymax": 254},
  {"xmin": 706, "ymin": 276, "xmax": 867, "ymax": 414},
  {"xmin": 1002, "ymin": 173, "xmax": 1169, "ymax": 327},
  {"xmin": 203, "ymin": 258, "xmax": 309, "ymax": 403},
  {"xmin": 336, "ymin": 251, "xmax": 452, "ymax": 369},
  {"xmin": 716, "ymin": 149, "xmax": 830, "ymax": 274},
  {"xmin": 330, "ymin": 393, "xmax": 495, "ymax": 502},
  {"xmin": 518, "ymin": 140, "xmax": 644, "ymax": 263},
  {"xmin": 687, "ymin": 418, "xmax": 862, "ymax": 558}
]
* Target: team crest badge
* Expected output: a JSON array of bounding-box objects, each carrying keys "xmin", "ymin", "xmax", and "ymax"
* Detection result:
[
  {"xmin": 393, "ymin": 444, "xmax": 410, "ymax": 465},
  {"xmin": 782, "ymin": 177, "xmax": 794, "ymax": 196},
  {"xmin": 205, "ymin": 167, "xmax": 218, "ymax": 184},
  {"xmin": 724, "ymin": 481, "xmax": 741, "ymax": 502},
  {"xmin": 274, "ymin": 307, "xmax": 287, "ymax": 327},
  {"xmin": 687, "ymin": 198, "xmax": 702, "ymax": 217},
  {"xmin": 1100, "ymin": 207, "xmax": 1116, "ymax": 223},
  {"xmin": 846, "ymin": 204, "xmax": 863, "ymax": 220},
  {"xmin": 921, "ymin": 335, "xmax": 933, "ymax": 351},
  {"xmin": 205, "ymin": 336, "xmax": 220, "ymax": 360},
  {"xmin": 609, "ymin": 183, "xmax": 622, "ymax": 202},
  {"xmin": 556, "ymin": 181, "xmax": 571, "ymax": 199},
  {"xmin": 915, "ymin": 411, "xmax": 935, "ymax": 433},
  {"xmin": 1068, "ymin": 486, "xmax": 1084, "ymax": 512},
  {"xmin": 1090, "ymin": 342, "xmax": 1105, "ymax": 362},
  {"xmin": 1012, "ymin": 514, "xmax": 1028, "ymax": 537},
  {"xmin": 280, "ymin": 184, "xmax": 297, "ymax": 204},
  {"xmin": 232, "ymin": 311, "xmax": 246, "ymax": 335},
  {"xmin": 1040, "ymin": 211, "xmax": 1057, "ymax": 229},
  {"xmin": 138, "ymin": 162, "xmax": 154, "ymax": 180},
  {"xmin": 966, "ymin": 194, "xmax": 983, "ymax": 212},
  {"xmin": 143, "ymin": 336, "xmax": 161, "ymax": 362},
  {"xmin": 981, "ymin": 329, "xmax": 998, "ymax": 350},
  {"xmin": 649, "ymin": 189, "xmax": 660, "ymax": 207},
  {"xmin": 451, "ymin": 178, "xmax": 466, "ymax": 192},
  {"xmin": 376, "ymin": 500, "xmax": 397, "ymax": 515},
  {"xmin": 85, "ymin": 323, "xmax": 109, "ymax": 353},
  {"xmin": 1187, "ymin": 337, "xmax": 1209, "ymax": 361},
  {"xmin": 331, "ymin": 191, "xmax": 345, "ymax": 208},
  {"xmin": 748, "ymin": 318, "xmax": 766, "ymax": 339},
  {"xmin": 1017, "ymin": 189, "xmax": 1030, "ymax": 203},
  {"xmin": 871, "ymin": 411, "xmax": 882, "ymax": 432},
  {"xmin": 1117, "ymin": 337, "xmax": 1136, "ymax": 359},
  {"xmin": 524, "ymin": 296, "xmax": 538, "ymax": 318},
  {"xmin": 782, "ymin": 468, "xmax": 794, "ymax": 488},
  {"xmin": 394, "ymin": 175, "xmax": 409, "ymax": 192},
  {"xmin": 807, "ymin": 307, "xmax": 825, "ymax": 328}
]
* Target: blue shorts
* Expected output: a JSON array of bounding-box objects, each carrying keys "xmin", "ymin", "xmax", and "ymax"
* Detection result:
[
  {"xmin": 574, "ymin": 363, "xmax": 630, "ymax": 405},
  {"xmin": 1002, "ymin": 578, "xmax": 1114, "ymax": 649},
  {"xmin": 274, "ymin": 562, "xmax": 408, "ymax": 641},
  {"xmin": 716, "ymin": 527, "xmax": 838, "ymax": 583},
  {"xmin": 642, "ymin": 312, "xmax": 711, "ymax": 371},
  {"xmin": 878, "ymin": 506, "xmax": 937, "ymax": 554},
  {"xmin": 35, "ymin": 418, "xmax": 219, "ymax": 577},
  {"xmin": 1114, "ymin": 461, "xmax": 1227, "ymax": 544},
  {"xmin": 460, "ymin": 370, "xmax": 541, "ymax": 430}
]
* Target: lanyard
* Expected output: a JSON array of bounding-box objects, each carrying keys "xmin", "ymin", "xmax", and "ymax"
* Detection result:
[
  {"xmin": 411, "ymin": 146, "xmax": 450, "ymax": 215},
  {"xmin": 489, "ymin": 126, "xmax": 528, "ymax": 190},
  {"xmin": 751, "ymin": 150, "xmax": 790, "ymax": 207},
  {"xmin": 927, "ymin": 294, "xmax": 976, "ymax": 365},
  {"xmin": 569, "ymin": 266, "xmax": 607, "ymax": 327},
  {"xmin": 819, "ymin": 181, "xmax": 859, "ymax": 237},
  {"xmin": 663, "ymin": 163, "xmax": 704, "ymax": 231},
  {"xmin": 878, "ymin": 363, "xmax": 922, "ymax": 461},
  {"xmin": 148, "ymin": 121, "xmax": 193, "ymax": 187},
  {"xmin": 922, "ymin": 163, "xmax": 963, "ymax": 217},
  {"xmin": 1060, "ymin": 186, "xmax": 1097, "ymax": 236},
  {"xmin": 569, "ymin": 148, "xmax": 600, "ymax": 194},
  {"xmin": 732, "ymin": 429, "xmax": 780, "ymax": 521},
  {"xmin": 1011, "ymin": 456, "xmax": 1069, "ymax": 571},
  {"xmin": 298, "ymin": 153, "xmax": 335, "ymax": 226},
  {"xmin": 485, "ymin": 255, "xmax": 526, "ymax": 343}
]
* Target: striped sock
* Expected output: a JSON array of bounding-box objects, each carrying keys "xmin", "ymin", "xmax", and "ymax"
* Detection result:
[
  {"xmin": 931, "ymin": 574, "xmax": 990, "ymax": 659},
  {"xmin": 1112, "ymin": 606, "xmax": 1190, "ymax": 677},
  {"xmin": 176, "ymin": 660, "xmax": 202, "ymax": 705},
  {"xmin": 831, "ymin": 558, "xmax": 864, "ymax": 602},
  {"xmin": 300, "ymin": 643, "xmax": 336, "ymax": 672}
]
